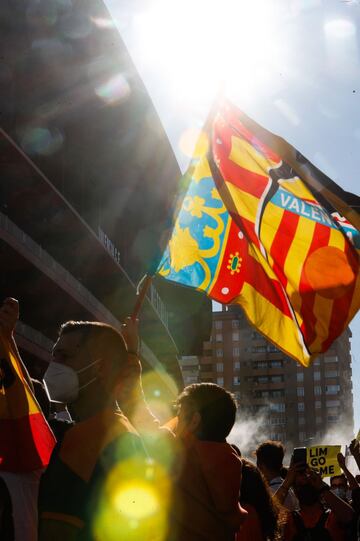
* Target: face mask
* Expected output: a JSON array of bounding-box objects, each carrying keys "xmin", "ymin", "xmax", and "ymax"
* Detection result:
[
  {"xmin": 43, "ymin": 359, "xmax": 99, "ymax": 404},
  {"xmin": 331, "ymin": 487, "xmax": 347, "ymax": 500},
  {"xmin": 295, "ymin": 485, "xmax": 319, "ymax": 506}
]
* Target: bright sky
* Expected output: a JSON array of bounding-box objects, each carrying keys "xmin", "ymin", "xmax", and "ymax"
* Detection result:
[{"xmin": 105, "ymin": 0, "xmax": 360, "ymax": 430}]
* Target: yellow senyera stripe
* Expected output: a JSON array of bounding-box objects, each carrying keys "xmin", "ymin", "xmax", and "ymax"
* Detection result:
[
  {"xmin": 279, "ymin": 179, "xmax": 317, "ymax": 203},
  {"xmin": 229, "ymin": 136, "xmax": 277, "ymax": 176},
  {"xmin": 260, "ymin": 201, "xmax": 285, "ymax": 268},
  {"xmin": 328, "ymin": 226, "xmax": 345, "ymax": 251},
  {"xmin": 283, "ymin": 216, "xmax": 317, "ymax": 329},
  {"xmin": 193, "ymin": 156, "xmax": 212, "ymax": 183},
  {"xmin": 309, "ymin": 294, "xmax": 334, "ymax": 354},
  {"xmin": 225, "ymin": 182, "xmax": 259, "ymax": 224},
  {"xmin": 234, "ymin": 282, "xmax": 311, "ymax": 366}
]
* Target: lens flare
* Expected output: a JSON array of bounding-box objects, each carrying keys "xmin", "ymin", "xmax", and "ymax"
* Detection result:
[
  {"xmin": 95, "ymin": 74, "xmax": 131, "ymax": 105},
  {"xmin": 113, "ymin": 482, "xmax": 159, "ymax": 519},
  {"xmin": 93, "ymin": 457, "xmax": 171, "ymax": 541},
  {"xmin": 179, "ymin": 128, "xmax": 209, "ymax": 158}
]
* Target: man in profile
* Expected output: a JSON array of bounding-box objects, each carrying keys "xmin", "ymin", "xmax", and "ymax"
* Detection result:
[{"xmin": 38, "ymin": 321, "xmax": 145, "ymax": 541}]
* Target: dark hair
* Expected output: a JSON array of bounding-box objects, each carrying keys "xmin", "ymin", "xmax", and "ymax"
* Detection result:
[
  {"xmin": 330, "ymin": 474, "xmax": 347, "ymax": 486},
  {"xmin": 256, "ymin": 440, "xmax": 285, "ymax": 472},
  {"xmin": 59, "ymin": 321, "xmax": 127, "ymax": 367},
  {"xmin": 176, "ymin": 383, "xmax": 237, "ymax": 441},
  {"xmin": 240, "ymin": 459, "xmax": 282, "ymax": 541}
]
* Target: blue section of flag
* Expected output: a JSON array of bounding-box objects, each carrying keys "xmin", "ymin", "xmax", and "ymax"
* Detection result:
[{"xmin": 158, "ymin": 165, "xmax": 230, "ymax": 292}]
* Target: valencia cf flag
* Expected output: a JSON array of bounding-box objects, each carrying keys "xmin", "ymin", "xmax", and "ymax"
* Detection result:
[{"xmin": 158, "ymin": 99, "xmax": 359, "ymax": 366}]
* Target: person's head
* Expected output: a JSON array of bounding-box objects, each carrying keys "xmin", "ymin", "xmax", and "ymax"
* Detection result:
[
  {"xmin": 240, "ymin": 459, "xmax": 281, "ymax": 541},
  {"xmin": 175, "ymin": 383, "xmax": 237, "ymax": 441},
  {"xmin": 293, "ymin": 469, "xmax": 321, "ymax": 508},
  {"xmin": 44, "ymin": 321, "xmax": 128, "ymax": 413},
  {"xmin": 330, "ymin": 474, "xmax": 348, "ymax": 500},
  {"xmin": 256, "ymin": 440, "xmax": 285, "ymax": 479}
]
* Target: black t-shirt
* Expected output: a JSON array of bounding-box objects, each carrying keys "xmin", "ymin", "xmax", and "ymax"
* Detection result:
[{"xmin": 38, "ymin": 409, "xmax": 145, "ymax": 540}]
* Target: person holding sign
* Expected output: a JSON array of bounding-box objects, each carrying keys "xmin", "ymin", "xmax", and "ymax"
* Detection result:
[{"xmin": 275, "ymin": 465, "xmax": 353, "ymax": 540}]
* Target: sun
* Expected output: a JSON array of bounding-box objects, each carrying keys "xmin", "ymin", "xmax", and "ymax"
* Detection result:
[{"xmin": 131, "ymin": 0, "xmax": 284, "ymax": 109}]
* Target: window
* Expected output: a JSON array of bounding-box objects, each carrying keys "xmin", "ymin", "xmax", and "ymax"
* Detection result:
[
  {"xmin": 299, "ymin": 431, "xmax": 306, "ymax": 442},
  {"xmin": 233, "ymin": 347, "xmax": 240, "ymax": 357},
  {"xmin": 184, "ymin": 376, "xmax": 198, "ymax": 384},
  {"xmin": 267, "ymin": 344, "xmax": 279, "ymax": 352},
  {"xmin": 326, "ymin": 400, "xmax": 340, "ymax": 407},
  {"xmin": 234, "ymin": 391, "xmax": 241, "ymax": 400},
  {"xmin": 314, "ymin": 358, "xmax": 321, "ymax": 365},
  {"xmin": 314, "ymin": 371, "xmax": 321, "ymax": 381},
  {"xmin": 272, "ymin": 390, "xmax": 285, "ymax": 398},
  {"xmin": 233, "ymin": 376, "xmax": 241, "ymax": 386},
  {"xmin": 297, "ymin": 387, "xmax": 305, "ymax": 397},
  {"xmin": 298, "ymin": 417, "xmax": 305, "ymax": 425},
  {"xmin": 270, "ymin": 403, "xmax": 285, "ymax": 413},
  {"xmin": 215, "ymin": 320, "xmax": 222, "ymax": 329},
  {"xmin": 297, "ymin": 373, "xmax": 304, "ymax": 383},
  {"xmin": 316, "ymin": 416, "xmax": 322, "ymax": 424},
  {"xmin": 216, "ymin": 349, "xmax": 223, "ymax": 358},
  {"xmin": 215, "ymin": 333, "xmax": 223, "ymax": 342},
  {"xmin": 315, "ymin": 400, "xmax": 322, "ymax": 409},
  {"xmin": 270, "ymin": 417, "xmax": 285, "ymax": 425},
  {"xmin": 327, "ymin": 415, "xmax": 339, "ymax": 422},
  {"xmin": 271, "ymin": 375, "xmax": 284, "ymax": 383},
  {"xmin": 314, "ymin": 386, "xmax": 322, "ymax": 396},
  {"xmin": 216, "ymin": 362, "xmax": 224, "ymax": 373},
  {"xmin": 325, "ymin": 370, "xmax": 339, "ymax": 378},
  {"xmin": 270, "ymin": 360, "xmax": 283, "ymax": 368},
  {"xmin": 234, "ymin": 361, "xmax": 240, "ymax": 370},
  {"xmin": 217, "ymin": 377, "xmax": 224, "ymax": 386},
  {"xmin": 252, "ymin": 346, "xmax": 267, "ymax": 353},
  {"xmin": 251, "ymin": 331, "xmax": 258, "ymax": 339},
  {"xmin": 258, "ymin": 376, "xmax": 269, "ymax": 384},
  {"xmin": 232, "ymin": 331, "xmax": 240, "ymax": 341},
  {"xmin": 326, "ymin": 385, "xmax": 340, "ymax": 395},
  {"xmin": 232, "ymin": 320, "xmax": 240, "ymax": 328},
  {"xmin": 298, "ymin": 402, "xmax": 305, "ymax": 412},
  {"xmin": 325, "ymin": 355, "xmax": 338, "ymax": 363},
  {"xmin": 255, "ymin": 361, "xmax": 268, "ymax": 369}
]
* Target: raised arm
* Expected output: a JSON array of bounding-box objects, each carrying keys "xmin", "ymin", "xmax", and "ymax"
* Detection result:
[
  {"xmin": 349, "ymin": 439, "xmax": 360, "ymax": 473},
  {"xmin": 273, "ymin": 459, "xmax": 302, "ymax": 504},
  {"xmin": 337, "ymin": 452, "xmax": 359, "ymax": 491},
  {"xmin": 309, "ymin": 469, "xmax": 354, "ymax": 525},
  {"xmin": 119, "ymin": 317, "xmax": 161, "ymax": 431}
]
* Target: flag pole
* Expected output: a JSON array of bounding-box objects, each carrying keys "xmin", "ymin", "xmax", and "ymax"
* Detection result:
[{"xmin": 131, "ymin": 274, "xmax": 153, "ymax": 321}]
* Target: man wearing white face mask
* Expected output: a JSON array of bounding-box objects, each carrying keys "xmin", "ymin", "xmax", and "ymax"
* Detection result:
[{"xmin": 38, "ymin": 320, "xmax": 145, "ymax": 541}]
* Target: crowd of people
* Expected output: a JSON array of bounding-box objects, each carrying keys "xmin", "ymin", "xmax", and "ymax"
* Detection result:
[{"xmin": 1, "ymin": 297, "xmax": 360, "ymax": 541}]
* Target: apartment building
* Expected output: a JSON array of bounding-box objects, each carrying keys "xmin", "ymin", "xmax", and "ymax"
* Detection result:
[{"xmin": 200, "ymin": 306, "xmax": 354, "ymax": 448}]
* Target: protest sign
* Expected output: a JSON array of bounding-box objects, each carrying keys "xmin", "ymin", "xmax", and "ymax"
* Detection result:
[{"xmin": 306, "ymin": 445, "xmax": 341, "ymax": 478}]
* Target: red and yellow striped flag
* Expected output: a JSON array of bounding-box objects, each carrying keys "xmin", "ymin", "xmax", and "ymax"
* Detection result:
[
  {"xmin": 0, "ymin": 335, "xmax": 55, "ymax": 471},
  {"xmin": 158, "ymin": 100, "xmax": 359, "ymax": 366},
  {"xmin": 208, "ymin": 100, "xmax": 359, "ymax": 365}
]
